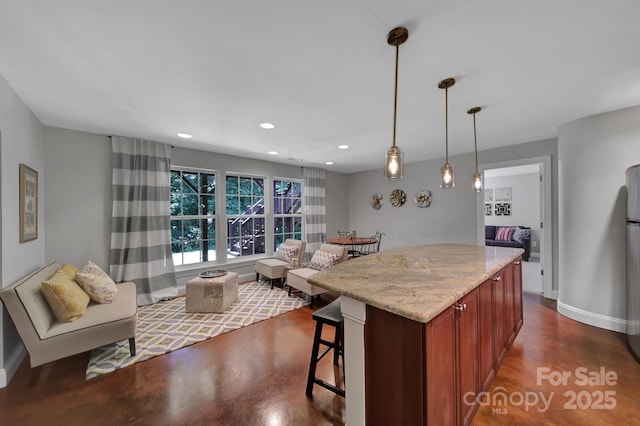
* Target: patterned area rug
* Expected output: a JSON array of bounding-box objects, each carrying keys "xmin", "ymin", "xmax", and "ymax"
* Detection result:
[{"xmin": 86, "ymin": 281, "xmax": 308, "ymax": 379}]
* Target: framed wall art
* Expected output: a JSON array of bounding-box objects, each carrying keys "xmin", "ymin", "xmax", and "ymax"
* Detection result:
[
  {"xmin": 494, "ymin": 187, "xmax": 512, "ymax": 202},
  {"xmin": 19, "ymin": 163, "xmax": 38, "ymax": 242},
  {"xmin": 484, "ymin": 203, "xmax": 492, "ymax": 216},
  {"xmin": 494, "ymin": 202, "xmax": 511, "ymax": 216}
]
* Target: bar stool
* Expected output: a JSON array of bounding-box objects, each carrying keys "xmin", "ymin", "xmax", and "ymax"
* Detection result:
[{"xmin": 306, "ymin": 297, "xmax": 345, "ymax": 397}]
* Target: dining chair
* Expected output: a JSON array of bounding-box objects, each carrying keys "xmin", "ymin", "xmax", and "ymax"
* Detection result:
[{"xmin": 361, "ymin": 231, "xmax": 385, "ymax": 255}]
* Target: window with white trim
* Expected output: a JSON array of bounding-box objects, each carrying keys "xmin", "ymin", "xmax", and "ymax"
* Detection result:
[
  {"xmin": 273, "ymin": 178, "xmax": 303, "ymax": 249},
  {"xmin": 170, "ymin": 168, "xmax": 216, "ymax": 265},
  {"xmin": 225, "ymin": 174, "xmax": 265, "ymax": 258}
]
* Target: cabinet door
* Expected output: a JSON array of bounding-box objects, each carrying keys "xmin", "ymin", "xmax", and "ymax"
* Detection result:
[
  {"xmin": 513, "ymin": 257, "xmax": 523, "ymax": 332},
  {"xmin": 426, "ymin": 306, "xmax": 456, "ymax": 426},
  {"xmin": 457, "ymin": 290, "xmax": 479, "ymax": 426},
  {"xmin": 504, "ymin": 262, "xmax": 516, "ymax": 346},
  {"xmin": 478, "ymin": 279, "xmax": 495, "ymax": 391},
  {"xmin": 493, "ymin": 270, "xmax": 507, "ymax": 366}
]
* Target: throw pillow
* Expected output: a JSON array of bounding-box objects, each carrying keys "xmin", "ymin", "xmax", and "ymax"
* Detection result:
[
  {"xmin": 513, "ymin": 227, "xmax": 531, "ymax": 243},
  {"xmin": 75, "ymin": 261, "xmax": 119, "ymax": 304},
  {"xmin": 274, "ymin": 244, "xmax": 298, "ymax": 263},
  {"xmin": 495, "ymin": 226, "xmax": 516, "ymax": 241},
  {"xmin": 308, "ymin": 250, "xmax": 340, "ymax": 270},
  {"xmin": 58, "ymin": 263, "xmax": 81, "ymax": 280},
  {"xmin": 41, "ymin": 270, "xmax": 90, "ymax": 323}
]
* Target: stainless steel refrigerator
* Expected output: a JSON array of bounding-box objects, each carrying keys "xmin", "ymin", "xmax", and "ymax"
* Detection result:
[{"xmin": 627, "ymin": 164, "xmax": 640, "ymax": 360}]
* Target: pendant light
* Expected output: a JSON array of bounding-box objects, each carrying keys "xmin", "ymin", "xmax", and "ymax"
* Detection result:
[
  {"xmin": 439, "ymin": 78, "xmax": 456, "ymax": 188},
  {"xmin": 384, "ymin": 27, "xmax": 409, "ymax": 180},
  {"xmin": 468, "ymin": 106, "xmax": 483, "ymax": 192}
]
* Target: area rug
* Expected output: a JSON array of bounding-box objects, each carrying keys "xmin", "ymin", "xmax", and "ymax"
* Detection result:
[{"xmin": 86, "ymin": 281, "xmax": 308, "ymax": 379}]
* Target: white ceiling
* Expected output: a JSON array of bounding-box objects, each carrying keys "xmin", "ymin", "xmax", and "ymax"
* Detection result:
[{"xmin": 1, "ymin": 1, "xmax": 640, "ymax": 174}]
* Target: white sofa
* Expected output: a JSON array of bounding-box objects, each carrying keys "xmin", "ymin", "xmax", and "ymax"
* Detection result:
[{"xmin": 0, "ymin": 262, "xmax": 137, "ymax": 367}]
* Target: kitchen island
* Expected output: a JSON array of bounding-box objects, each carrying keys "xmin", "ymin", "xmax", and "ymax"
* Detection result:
[{"xmin": 308, "ymin": 243, "xmax": 523, "ymax": 426}]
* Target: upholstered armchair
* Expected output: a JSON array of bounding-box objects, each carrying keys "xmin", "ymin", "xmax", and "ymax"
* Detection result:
[
  {"xmin": 286, "ymin": 244, "xmax": 348, "ymax": 307},
  {"xmin": 255, "ymin": 239, "xmax": 306, "ymax": 289}
]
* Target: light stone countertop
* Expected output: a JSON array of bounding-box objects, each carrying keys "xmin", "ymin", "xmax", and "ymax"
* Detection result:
[{"xmin": 307, "ymin": 243, "xmax": 524, "ymax": 323}]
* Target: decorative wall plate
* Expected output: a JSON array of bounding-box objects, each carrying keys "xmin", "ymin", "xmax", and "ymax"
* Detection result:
[
  {"xmin": 370, "ymin": 193, "xmax": 384, "ymax": 209},
  {"xmin": 389, "ymin": 189, "xmax": 406, "ymax": 207},
  {"xmin": 414, "ymin": 190, "xmax": 433, "ymax": 208}
]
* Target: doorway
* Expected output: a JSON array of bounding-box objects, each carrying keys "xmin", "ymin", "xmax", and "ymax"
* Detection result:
[{"xmin": 476, "ymin": 155, "xmax": 554, "ymax": 299}]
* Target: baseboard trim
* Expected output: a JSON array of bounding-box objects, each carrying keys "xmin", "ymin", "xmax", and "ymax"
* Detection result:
[
  {"xmin": 557, "ymin": 300, "xmax": 626, "ymax": 333},
  {"xmin": 0, "ymin": 345, "xmax": 26, "ymax": 388}
]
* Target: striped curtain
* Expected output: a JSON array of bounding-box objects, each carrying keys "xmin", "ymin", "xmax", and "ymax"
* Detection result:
[
  {"xmin": 303, "ymin": 167, "xmax": 327, "ymax": 260},
  {"xmin": 110, "ymin": 136, "xmax": 177, "ymax": 306}
]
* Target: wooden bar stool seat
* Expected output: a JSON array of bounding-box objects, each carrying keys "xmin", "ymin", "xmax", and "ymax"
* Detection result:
[{"xmin": 306, "ymin": 297, "xmax": 345, "ymax": 397}]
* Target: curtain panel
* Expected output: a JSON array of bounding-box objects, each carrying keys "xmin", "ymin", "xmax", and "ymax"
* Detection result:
[
  {"xmin": 110, "ymin": 136, "xmax": 177, "ymax": 306},
  {"xmin": 303, "ymin": 167, "xmax": 327, "ymax": 260}
]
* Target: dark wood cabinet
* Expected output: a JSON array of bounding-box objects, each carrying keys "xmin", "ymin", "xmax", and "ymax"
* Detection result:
[
  {"xmin": 456, "ymin": 290, "xmax": 479, "ymax": 425},
  {"xmin": 364, "ymin": 259, "xmax": 522, "ymax": 425},
  {"xmin": 478, "ymin": 279, "xmax": 495, "ymax": 391},
  {"xmin": 513, "ymin": 258, "xmax": 523, "ymax": 332},
  {"xmin": 426, "ymin": 305, "xmax": 456, "ymax": 425}
]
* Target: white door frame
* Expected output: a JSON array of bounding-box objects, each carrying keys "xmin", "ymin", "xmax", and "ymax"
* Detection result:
[{"xmin": 476, "ymin": 155, "xmax": 554, "ymax": 299}]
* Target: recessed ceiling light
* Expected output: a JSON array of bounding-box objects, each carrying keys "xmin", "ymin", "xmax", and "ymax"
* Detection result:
[
  {"xmin": 260, "ymin": 122, "xmax": 275, "ymax": 129},
  {"xmin": 268, "ymin": 151, "xmax": 278, "ymax": 155},
  {"xmin": 177, "ymin": 132, "xmax": 193, "ymax": 139},
  {"xmin": 338, "ymin": 144, "xmax": 349, "ymax": 149},
  {"xmin": 325, "ymin": 161, "xmax": 334, "ymax": 165}
]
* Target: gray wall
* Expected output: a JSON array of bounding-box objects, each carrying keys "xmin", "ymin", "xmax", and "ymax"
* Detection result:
[
  {"xmin": 558, "ymin": 105, "xmax": 640, "ymax": 332},
  {"xmin": 0, "ymin": 73, "xmax": 46, "ymax": 386},
  {"xmin": 42, "ymin": 129, "xmax": 350, "ymax": 284},
  {"xmin": 347, "ymin": 153, "xmax": 479, "ymax": 249},
  {"xmin": 485, "ymin": 173, "xmax": 541, "ymax": 254},
  {"xmin": 346, "ymin": 139, "xmax": 558, "ymax": 275}
]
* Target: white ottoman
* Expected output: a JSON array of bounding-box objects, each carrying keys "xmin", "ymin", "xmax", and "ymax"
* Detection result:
[{"xmin": 185, "ymin": 272, "xmax": 238, "ymax": 313}]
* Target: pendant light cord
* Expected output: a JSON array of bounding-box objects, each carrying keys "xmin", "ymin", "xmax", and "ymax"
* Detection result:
[
  {"xmin": 445, "ymin": 86, "xmax": 449, "ymax": 162},
  {"xmin": 473, "ymin": 112, "xmax": 478, "ymax": 173},
  {"xmin": 392, "ymin": 37, "xmax": 399, "ymax": 149}
]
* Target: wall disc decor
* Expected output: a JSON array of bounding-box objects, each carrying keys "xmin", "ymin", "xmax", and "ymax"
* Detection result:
[
  {"xmin": 390, "ymin": 189, "xmax": 406, "ymax": 207},
  {"xmin": 414, "ymin": 190, "xmax": 433, "ymax": 208},
  {"xmin": 370, "ymin": 193, "xmax": 384, "ymax": 209}
]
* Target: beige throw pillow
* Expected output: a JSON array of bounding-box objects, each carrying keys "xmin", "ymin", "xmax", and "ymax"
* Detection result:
[
  {"xmin": 274, "ymin": 244, "xmax": 298, "ymax": 263},
  {"xmin": 308, "ymin": 251, "xmax": 340, "ymax": 270},
  {"xmin": 75, "ymin": 261, "xmax": 118, "ymax": 304},
  {"xmin": 41, "ymin": 271, "xmax": 90, "ymax": 323}
]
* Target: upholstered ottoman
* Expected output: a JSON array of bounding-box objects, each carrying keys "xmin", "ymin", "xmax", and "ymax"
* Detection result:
[{"xmin": 185, "ymin": 272, "xmax": 238, "ymax": 313}]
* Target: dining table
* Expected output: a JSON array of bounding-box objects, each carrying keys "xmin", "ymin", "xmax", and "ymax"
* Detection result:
[{"xmin": 326, "ymin": 236, "xmax": 378, "ymax": 256}]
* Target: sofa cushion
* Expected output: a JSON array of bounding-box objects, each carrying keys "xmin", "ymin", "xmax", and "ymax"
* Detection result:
[
  {"xmin": 485, "ymin": 225, "xmax": 497, "ymax": 240},
  {"xmin": 75, "ymin": 261, "xmax": 118, "ymax": 304},
  {"xmin": 496, "ymin": 226, "xmax": 516, "ymax": 241},
  {"xmin": 486, "ymin": 239, "xmax": 522, "ymax": 249},
  {"xmin": 41, "ymin": 270, "xmax": 90, "ymax": 323},
  {"xmin": 513, "ymin": 226, "xmax": 531, "ymax": 243}
]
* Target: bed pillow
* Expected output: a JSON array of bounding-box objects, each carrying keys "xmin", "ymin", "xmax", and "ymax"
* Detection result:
[
  {"xmin": 75, "ymin": 261, "xmax": 119, "ymax": 304},
  {"xmin": 274, "ymin": 244, "xmax": 298, "ymax": 263},
  {"xmin": 495, "ymin": 226, "xmax": 516, "ymax": 241},
  {"xmin": 308, "ymin": 251, "xmax": 340, "ymax": 270},
  {"xmin": 41, "ymin": 271, "xmax": 90, "ymax": 323}
]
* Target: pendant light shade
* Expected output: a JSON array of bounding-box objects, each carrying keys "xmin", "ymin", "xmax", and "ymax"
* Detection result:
[
  {"xmin": 468, "ymin": 106, "xmax": 483, "ymax": 192},
  {"xmin": 439, "ymin": 78, "xmax": 456, "ymax": 188},
  {"xmin": 384, "ymin": 27, "xmax": 409, "ymax": 180}
]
